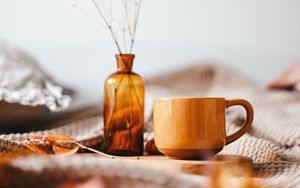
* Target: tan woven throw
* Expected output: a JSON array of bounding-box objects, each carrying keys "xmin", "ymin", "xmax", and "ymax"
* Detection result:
[{"xmin": 0, "ymin": 64, "xmax": 300, "ymax": 187}]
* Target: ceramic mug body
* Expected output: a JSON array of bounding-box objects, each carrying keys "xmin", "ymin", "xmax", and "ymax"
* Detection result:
[{"xmin": 153, "ymin": 98, "xmax": 254, "ymax": 160}]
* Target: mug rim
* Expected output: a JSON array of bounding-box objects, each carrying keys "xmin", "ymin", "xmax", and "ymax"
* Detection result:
[{"xmin": 154, "ymin": 97, "xmax": 225, "ymax": 101}]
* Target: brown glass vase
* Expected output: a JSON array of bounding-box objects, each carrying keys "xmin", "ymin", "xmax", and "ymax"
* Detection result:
[{"xmin": 103, "ymin": 54, "xmax": 144, "ymax": 156}]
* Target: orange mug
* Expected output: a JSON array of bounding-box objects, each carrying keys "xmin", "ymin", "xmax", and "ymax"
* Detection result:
[{"xmin": 153, "ymin": 98, "xmax": 254, "ymax": 160}]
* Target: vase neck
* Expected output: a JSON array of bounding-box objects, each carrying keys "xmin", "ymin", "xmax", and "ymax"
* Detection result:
[{"xmin": 116, "ymin": 54, "xmax": 135, "ymax": 73}]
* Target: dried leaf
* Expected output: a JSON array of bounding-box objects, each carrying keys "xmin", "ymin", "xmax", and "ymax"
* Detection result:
[
  {"xmin": 43, "ymin": 134, "xmax": 79, "ymax": 156},
  {"xmin": 145, "ymin": 139, "xmax": 162, "ymax": 155},
  {"xmin": 22, "ymin": 133, "xmax": 116, "ymax": 158},
  {"xmin": 21, "ymin": 134, "xmax": 48, "ymax": 155},
  {"xmin": 45, "ymin": 134, "xmax": 75, "ymax": 142},
  {"xmin": 52, "ymin": 145, "xmax": 79, "ymax": 156},
  {"xmin": 24, "ymin": 141, "xmax": 48, "ymax": 155}
]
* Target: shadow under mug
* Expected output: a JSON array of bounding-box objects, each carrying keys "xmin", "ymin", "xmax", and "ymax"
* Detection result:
[{"xmin": 153, "ymin": 98, "xmax": 254, "ymax": 160}]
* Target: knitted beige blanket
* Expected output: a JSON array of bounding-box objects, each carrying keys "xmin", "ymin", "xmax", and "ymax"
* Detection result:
[{"xmin": 0, "ymin": 64, "xmax": 299, "ymax": 187}]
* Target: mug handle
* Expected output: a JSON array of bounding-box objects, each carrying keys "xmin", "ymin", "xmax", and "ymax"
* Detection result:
[{"xmin": 225, "ymin": 99, "xmax": 254, "ymax": 145}]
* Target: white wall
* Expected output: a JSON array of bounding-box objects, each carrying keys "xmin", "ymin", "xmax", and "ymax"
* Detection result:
[{"xmin": 1, "ymin": 0, "xmax": 300, "ymax": 106}]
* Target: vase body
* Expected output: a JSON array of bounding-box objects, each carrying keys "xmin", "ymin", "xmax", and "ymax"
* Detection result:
[{"xmin": 103, "ymin": 54, "xmax": 144, "ymax": 156}]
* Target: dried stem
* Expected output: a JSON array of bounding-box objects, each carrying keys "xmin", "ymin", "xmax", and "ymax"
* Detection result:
[
  {"xmin": 75, "ymin": 141, "xmax": 113, "ymax": 158},
  {"xmin": 72, "ymin": 0, "xmax": 141, "ymax": 54},
  {"xmin": 94, "ymin": 0, "xmax": 141, "ymax": 54},
  {"xmin": 75, "ymin": 142, "xmax": 140, "ymax": 159},
  {"xmin": 130, "ymin": 0, "xmax": 142, "ymax": 53},
  {"xmin": 71, "ymin": 0, "xmax": 106, "ymax": 27},
  {"xmin": 91, "ymin": 0, "xmax": 122, "ymax": 54},
  {"xmin": 128, "ymin": 75, "xmax": 142, "ymax": 111},
  {"xmin": 122, "ymin": 0, "xmax": 134, "ymax": 40},
  {"xmin": 121, "ymin": 0, "xmax": 142, "ymax": 53}
]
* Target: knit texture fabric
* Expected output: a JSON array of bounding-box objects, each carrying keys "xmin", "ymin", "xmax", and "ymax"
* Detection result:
[{"xmin": 0, "ymin": 64, "xmax": 299, "ymax": 187}]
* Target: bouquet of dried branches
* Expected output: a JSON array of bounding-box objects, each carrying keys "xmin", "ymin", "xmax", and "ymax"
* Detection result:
[{"xmin": 71, "ymin": 0, "xmax": 142, "ymax": 54}]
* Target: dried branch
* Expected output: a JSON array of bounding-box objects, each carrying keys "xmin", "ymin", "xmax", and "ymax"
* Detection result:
[
  {"xmin": 91, "ymin": 0, "xmax": 122, "ymax": 54},
  {"xmin": 71, "ymin": 0, "xmax": 106, "ymax": 27},
  {"xmin": 130, "ymin": 0, "xmax": 142, "ymax": 53},
  {"xmin": 71, "ymin": 0, "xmax": 142, "ymax": 54}
]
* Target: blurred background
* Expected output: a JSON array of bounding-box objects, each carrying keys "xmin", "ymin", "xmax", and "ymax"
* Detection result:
[{"xmin": 1, "ymin": 0, "xmax": 300, "ymax": 107}]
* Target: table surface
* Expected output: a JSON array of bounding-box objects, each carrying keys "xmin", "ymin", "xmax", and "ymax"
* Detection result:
[{"xmin": 97, "ymin": 154, "xmax": 253, "ymax": 177}]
